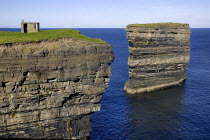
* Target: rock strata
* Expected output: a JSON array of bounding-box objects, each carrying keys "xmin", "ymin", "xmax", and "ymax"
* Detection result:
[
  {"xmin": 0, "ymin": 37, "xmax": 114, "ymax": 139},
  {"xmin": 124, "ymin": 23, "xmax": 190, "ymax": 94}
]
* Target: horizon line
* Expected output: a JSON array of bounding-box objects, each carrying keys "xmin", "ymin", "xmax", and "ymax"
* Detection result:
[{"xmin": 0, "ymin": 27, "xmax": 209, "ymax": 29}]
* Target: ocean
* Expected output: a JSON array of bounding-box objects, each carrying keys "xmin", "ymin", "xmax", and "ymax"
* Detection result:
[{"xmin": 1, "ymin": 28, "xmax": 210, "ymax": 139}]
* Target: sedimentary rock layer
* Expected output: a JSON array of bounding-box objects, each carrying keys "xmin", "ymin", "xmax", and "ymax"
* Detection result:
[
  {"xmin": 124, "ymin": 23, "xmax": 190, "ymax": 94},
  {"xmin": 0, "ymin": 38, "xmax": 114, "ymax": 139}
]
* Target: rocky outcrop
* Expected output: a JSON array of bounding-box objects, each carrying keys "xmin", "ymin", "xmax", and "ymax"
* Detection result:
[
  {"xmin": 124, "ymin": 23, "xmax": 190, "ymax": 94},
  {"xmin": 0, "ymin": 37, "xmax": 114, "ymax": 139}
]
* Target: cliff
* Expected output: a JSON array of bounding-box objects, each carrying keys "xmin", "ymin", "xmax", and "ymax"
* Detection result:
[
  {"xmin": 124, "ymin": 23, "xmax": 190, "ymax": 94},
  {"xmin": 0, "ymin": 30, "xmax": 114, "ymax": 139}
]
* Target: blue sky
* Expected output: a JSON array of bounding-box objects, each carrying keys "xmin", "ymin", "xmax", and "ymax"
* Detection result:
[{"xmin": 1, "ymin": 0, "xmax": 210, "ymax": 28}]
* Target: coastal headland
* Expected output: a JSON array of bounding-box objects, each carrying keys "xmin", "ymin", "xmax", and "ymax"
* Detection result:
[{"xmin": 0, "ymin": 29, "xmax": 114, "ymax": 139}]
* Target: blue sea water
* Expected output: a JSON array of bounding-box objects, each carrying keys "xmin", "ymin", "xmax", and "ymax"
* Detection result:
[{"xmin": 0, "ymin": 28, "xmax": 210, "ymax": 140}]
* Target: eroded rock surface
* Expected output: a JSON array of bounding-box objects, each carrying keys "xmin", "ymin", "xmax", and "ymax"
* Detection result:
[
  {"xmin": 124, "ymin": 23, "xmax": 190, "ymax": 94},
  {"xmin": 0, "ymin": 38, "xmax": 114, "ymax": 139}
]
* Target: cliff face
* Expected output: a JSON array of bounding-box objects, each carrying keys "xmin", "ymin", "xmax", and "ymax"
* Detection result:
[
  {"xmin": 0, "ymin": 38, "xmax": 114, "ymax": 139},
  {"xmin": 124, "ymin": 23, "xmax": 190, "ymax": 94}
]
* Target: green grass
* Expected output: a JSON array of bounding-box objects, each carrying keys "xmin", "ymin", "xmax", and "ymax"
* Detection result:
[
  {"xmin": 0, "ymin": 29, "xmax": 106, "ymax": 44},
  {"xmin": 127, "ymin": 22, "xmax": 188, "ymax": 28}
]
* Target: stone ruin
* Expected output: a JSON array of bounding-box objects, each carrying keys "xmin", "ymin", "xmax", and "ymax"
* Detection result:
[{"xmin": 21, "ymin": 20, "xmax": 40, "ymax": 33}]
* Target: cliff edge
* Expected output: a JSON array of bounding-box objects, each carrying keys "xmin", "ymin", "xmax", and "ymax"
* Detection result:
[
  {"xmin": 0, "ymin": 29, "xmax": 114, "ymax": 139},
  {"xmin": 124, "ymin": 23, "xmax": 190, "ymax": 94}
]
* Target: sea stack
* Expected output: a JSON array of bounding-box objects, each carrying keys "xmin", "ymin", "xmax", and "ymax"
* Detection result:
[
  {"xmin": 124, "ymin": 23, "xmax": 190, "ymax": 94},
  {"xmin": 0, "ymin": 29, "xmax": 114, "ymax": 139}
]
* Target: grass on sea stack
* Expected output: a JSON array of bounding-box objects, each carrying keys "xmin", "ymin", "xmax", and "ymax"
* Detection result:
[
  {"xmin": 127, "ymin": 22, "xmax": 189, "ymax": 28},
  {"xmin": 0, "ymin": 29, "xmax": 106, "ymax": 44}
]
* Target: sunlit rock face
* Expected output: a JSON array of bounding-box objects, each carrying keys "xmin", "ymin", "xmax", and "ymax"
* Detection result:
[
  {"xmin": 124, "ymin": 23, "xmax": 190, "ymax": 94},
  {"xmin": 0, "ymin": 38, "xmax": 114, "ymax": 139}
]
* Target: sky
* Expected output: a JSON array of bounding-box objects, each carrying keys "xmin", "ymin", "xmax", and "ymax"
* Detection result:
[{"xmin": 0, "ymin": 0, "xmax": 210, "ymax": 28}]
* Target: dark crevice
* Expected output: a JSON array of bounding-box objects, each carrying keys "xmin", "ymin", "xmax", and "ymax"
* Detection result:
[
  {"xmin": 19, "ymin": 71, "xmax": 28, "ymax": 86},
  {"xmin": 47, "ymin": 78, "xmax": 57, "ymax": 83},
  {"xmin": 2, "ymin": 82, "xmax": 7, "ymax": 87},
  {"xmin": 1, "ymin": 104, "xmax": 9, "ymax": 108},
  {"xmin": 61, "ymin": 93, "xmax": 80, "ymax": 107},
  {"xmin": 73, "ymin": 77, "xmax": 80, "ymax": 82}
]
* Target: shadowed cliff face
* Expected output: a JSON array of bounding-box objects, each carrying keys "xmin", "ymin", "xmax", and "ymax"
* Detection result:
[
  {"xmin": 124, "ymin": 24, "xmax": 191, "ymax": 94},
  {"xmin": 0, "ymin": 38, "xmax": 114, "ymax": 139}
]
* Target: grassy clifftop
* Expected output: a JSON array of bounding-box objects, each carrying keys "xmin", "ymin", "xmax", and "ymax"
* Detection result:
[
  {"xmin": 0, "ymin": 29, "xmax": 106, "ymax": 44},
  {"xmin": 127, "ymin": 22, "xmax": 189, "ymax": 28}
]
